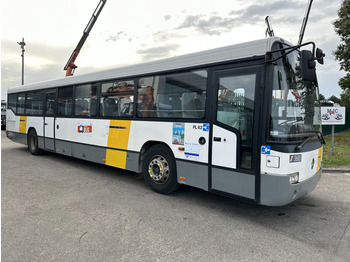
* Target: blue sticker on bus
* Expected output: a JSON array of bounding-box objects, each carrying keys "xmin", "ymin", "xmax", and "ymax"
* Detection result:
[
  {"xmin": 203, "ymin": 124, "xmax": 209, "ymax": 132},
  {"xmin": 261, "ymin": 145, "xmax": 271, "ymax": 155}
]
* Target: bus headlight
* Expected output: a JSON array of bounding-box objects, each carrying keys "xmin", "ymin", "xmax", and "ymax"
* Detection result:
[{"xmin": 289, "ymin": 172, "xmax": 299, "ymax": 184}]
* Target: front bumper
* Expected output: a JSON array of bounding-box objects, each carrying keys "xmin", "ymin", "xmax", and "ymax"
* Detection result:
[{"xmin": 260, "ymin": 168, "xmax": 322, "ymax": 206}]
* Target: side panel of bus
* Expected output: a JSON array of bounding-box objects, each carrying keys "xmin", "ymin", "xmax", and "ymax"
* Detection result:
[
  {"xmin": 51, "ymin": 117, "xmax": 211, "ymax": 191},
  {"xmin": 129, "ymin": 121, "xmax": 210, "ymax": 190}
]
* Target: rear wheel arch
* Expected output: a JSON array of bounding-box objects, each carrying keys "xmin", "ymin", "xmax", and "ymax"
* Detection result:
[
  {"xmin": 140, "ymin": 142, "xmax": 180, "ymax": 194},
  {"xmin": 27, "ymin": 128, "xmax": 43, "ymax": 155},
  {"xmin": 139, "ymin": 141, "xmax": 174, "ymax": 172}
]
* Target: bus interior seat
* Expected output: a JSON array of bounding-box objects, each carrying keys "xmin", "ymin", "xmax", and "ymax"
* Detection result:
[
  {"xmin": 75, "ymin": 99, "xmax": 88, "ymax": 115},
  {"xmin": 58, "ymin": 100, "xmax": 72, "ymax": 116},
  {"xmin": 156, "ymin": 94, "xmax": 172, "ymax": 117},
  {"xmin": 102, "ymin": 97, "xmax": 117, "ymax": 117},
  {"xmin": 171, "ymin": 96, "xmax": 182, "ymax": 117},
  {"xmin": 182, "ymin": 92, "xmax": 205, "ymax": 118},
  {"xmin": 58, "ymin": 103, "xmax": 65, "ymax": 116}
]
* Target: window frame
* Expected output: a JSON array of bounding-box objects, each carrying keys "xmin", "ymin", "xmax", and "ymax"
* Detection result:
[
  {"xmin": 7, "ymin": 94, "xmax": 17, "ymax": 113},
  {"xmin": 57, "ymin": 86, "xmax": 74, "ymax": 117},
  {"xmin": 136, "ymin": 69, "xmax": 208, "ymax": 120},
  {"xmin": 25, "ymin": 91, "xmax": 44, "ymax": 116},
  {"xmin": 74, "ymin": 83, "xmax": 98, "ymax": 117},
  {"xmin": 99, "ymin": 79, "xmax": 135, "ymax": 118},
  {"xmin": 16, "ymin": 93, "xmax": 26, "ymax": 115}
]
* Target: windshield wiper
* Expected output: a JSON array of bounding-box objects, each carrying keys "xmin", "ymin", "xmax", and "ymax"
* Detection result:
[
  {"xmin": 295, "ymin": 136, "xmax": 312, "ymax": 150},
  {"xmin": 295, "ymin": 130, "xmax": 325, "ymax": 150},
  {"xmin": 304, "ymin": 130, "xmax": 325, "ymax": 145}
]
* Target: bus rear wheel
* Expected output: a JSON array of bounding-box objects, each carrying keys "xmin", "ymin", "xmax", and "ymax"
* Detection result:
[
  {"xmin": 28, "ymin": 129, "xmax": 43, "ymax": 155},
  {"xmin": 142, "ymin": 145, "xmax": 180, "ymax": 194}
]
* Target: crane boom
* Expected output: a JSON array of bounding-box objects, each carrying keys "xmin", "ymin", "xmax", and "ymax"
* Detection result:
[
  {"xmin": 64, "ymin": 0, "xmax": 107, "ymax": 77},
  {"xmin": 298, "ymin": 0, "xmax": 313, "ymax": 45}
]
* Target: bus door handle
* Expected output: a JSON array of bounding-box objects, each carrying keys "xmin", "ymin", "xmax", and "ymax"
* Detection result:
[
  {"xmin": 214, "ymin": 137, "xmax": 221, "ymax": 142},
  {"xmin": 44, "ymin": 123, "xmax": 48, "ymax": 126},
  {"xmin": 214, "ymin": 137, "xmax": 227, "ymax": 142}
]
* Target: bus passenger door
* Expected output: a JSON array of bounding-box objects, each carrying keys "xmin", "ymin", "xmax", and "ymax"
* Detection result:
[
  {"xmin": 43, "ymin": 91, "xmax": 56, "ymax": 151},
  {"xmin": 211, "ymin": 67, "xmax": 261, "ymax": 200}
]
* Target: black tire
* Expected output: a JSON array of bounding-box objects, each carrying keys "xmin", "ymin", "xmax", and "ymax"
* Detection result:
[
  {"xmin": 28, "ymin": 129, "xmax": 43, "ymax": 155},
  {"xmin": 142, "ymin": 145, "xmax": 180, "ymax": 194}
]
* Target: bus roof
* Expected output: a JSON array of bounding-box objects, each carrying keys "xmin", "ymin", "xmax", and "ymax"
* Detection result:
[{"xmin": 8, "ymin": 36, "xmax": 286, "ymax": 94}]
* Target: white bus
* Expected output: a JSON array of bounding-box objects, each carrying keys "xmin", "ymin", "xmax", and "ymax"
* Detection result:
[{"xmin": 6, "ymin": 36, "xmax": 325, "ymax": 206}]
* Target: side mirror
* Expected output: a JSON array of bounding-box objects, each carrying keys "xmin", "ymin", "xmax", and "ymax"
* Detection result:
[
  {"xmin": 301, "ymin": 50, "xmax": 316, "ymax": 82},
  {"xmin": 316, "ymin": 48, "xmax": 325, "ymax": 64}
]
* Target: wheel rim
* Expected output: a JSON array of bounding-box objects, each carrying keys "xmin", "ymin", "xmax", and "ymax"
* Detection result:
[{"xmin": 148, "ymin": 155, "xmax": 170, "ymax": 184}]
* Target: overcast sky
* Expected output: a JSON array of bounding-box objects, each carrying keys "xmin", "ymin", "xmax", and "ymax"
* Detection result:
[{"xmin": 1, "ymin": 0, "xmax": 346, "ymax": 99}]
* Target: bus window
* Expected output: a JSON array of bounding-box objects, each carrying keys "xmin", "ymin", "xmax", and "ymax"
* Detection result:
[
  {"xmin": 58, "ymin": 87, "xmax": 73, "ymax": 116},
  {"xmin": 74, "ymin": 84, "xmax": 98, "ymax": 117},
  {"xmin": 17, "ymin": 93, "xmax": 26, "ymax": 115},
  {"xmin": 8, "ymin": 94, "xmax": 17, "ymax": 112},
  {"xmin": 45, "ymin": 92, "xmax": 55, "ymax": 116},
  {"xmin": 100, "ymin": 80, "xmax": 134, "ymax": 117},
  {"xmin": 216, "ymin": 73, "xmax": 256, "ymax": 169},
  {"xmin": 26, "ymin": 91, "xmax": 43, "ymax": 115},
  {"xmin": 137, "ymin": 70, "xmax": 207, "ymax": 118}
]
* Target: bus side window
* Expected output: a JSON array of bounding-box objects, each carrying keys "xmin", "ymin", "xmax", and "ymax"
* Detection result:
[
  {"xmin": 8, "ymin": 94, "xmax": 17, "ymax": 113},
  {"xmin": 182, "ymin": 92, "xmax": 205, "ymax": 118},
  {"xmin": 100, "ymin": 80, "xmax": 134, "ymax": 117},
  {"xmin": 16, "ymin": 93, "xmax": 26, "ymax": 115},
  {"xmin": 137, "ymin": 77, "xmax": 155, "ymax": 118},
  {"xmin": 45, "ymin": 92, "xmax": 55, "ymax": 116},
  {"xmin": 74, "ymin": 84, "xmax": 97, "ymax": 117},
  {"xmin": 58, "ymin": 87, "xmax": 73, "ymax": 116},
  {"xmin": 137, "ymin": 70, "xmax": 207, "ymax": 119},
  {"xmin": 26, "ymin": 91, "xmax": 43, "ymax": 116}
]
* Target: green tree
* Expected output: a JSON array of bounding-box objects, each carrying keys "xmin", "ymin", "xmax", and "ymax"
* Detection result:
[
  {"xmin": 340, "ymin": 88, "xmax": 350, "ymax": 108},
  {"xmin": 328, "ymin": 95, "xmax": 341, "ymax": 105},
  {"xmin": 319, "ymin": 93, "xmax": 325, "ymax": 101},
  {"xmin": 334, "ymin": 0, "xmax": 350, "ymax": 108}
]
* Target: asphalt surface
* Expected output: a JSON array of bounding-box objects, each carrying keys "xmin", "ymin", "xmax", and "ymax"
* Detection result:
[{"xmin": 1, "ymin": 130, "xmax": 350, "ymax": 262}]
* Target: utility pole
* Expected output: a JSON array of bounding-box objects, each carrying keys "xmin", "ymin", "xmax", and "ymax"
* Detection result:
[{"xmin": 17, "ymin": 37, "xmax": 26, "ymax": 85}]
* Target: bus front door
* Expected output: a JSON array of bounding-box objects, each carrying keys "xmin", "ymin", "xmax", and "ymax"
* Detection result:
[
  {"xmin": 211, "ymin": 67, "xmax": 261, "ymax": 200},
  {"xmin": 43, "ymin": 91, "xmax": 56, "ymax": 151}
]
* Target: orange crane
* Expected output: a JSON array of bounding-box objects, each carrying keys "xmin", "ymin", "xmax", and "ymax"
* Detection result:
[{"xmin": 64, "ymin": 0, "xmax": 107, "ymax": 76}]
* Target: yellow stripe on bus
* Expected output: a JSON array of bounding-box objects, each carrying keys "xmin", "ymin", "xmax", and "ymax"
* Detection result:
[
  {"xmin": 317, "ymin": 147, "xmax": 322, "ymax": 172},
  {"xmin": 107, "ymin": 120, "xmax": 131, "ymax": 150},
  {"xmin": 105, "ymin": 120, "xmax": 131, "ymax": 169},
  {"xmin": 19, "ymin": 116, "xmax": 27, "ymax": 134},
  {"xmin": 105, "ymin": 149, "xmax": 127, "ymax": 169}
]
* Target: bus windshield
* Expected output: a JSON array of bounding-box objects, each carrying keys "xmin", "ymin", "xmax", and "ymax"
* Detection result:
[{"xmin": 269, "ymin": 44, "xmax": 321, "ymax": 142}]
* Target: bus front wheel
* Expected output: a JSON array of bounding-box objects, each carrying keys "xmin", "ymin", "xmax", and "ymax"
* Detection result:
[
  {"xmin": 142, "ymin": 145, "xmax": 180, "ymax": 194},
  {"xmin": 28, "ymin": 129, "xmax": 43, "ymax": 155}
]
